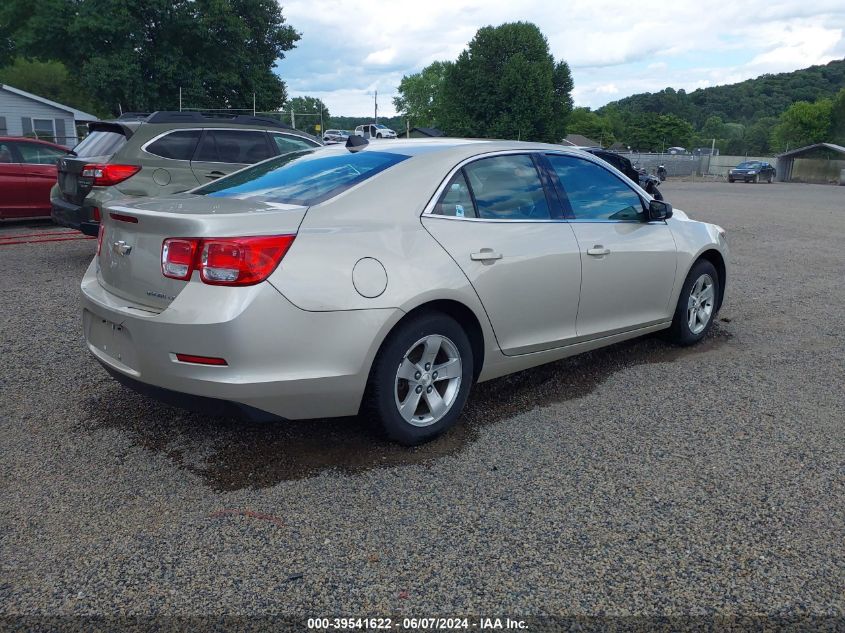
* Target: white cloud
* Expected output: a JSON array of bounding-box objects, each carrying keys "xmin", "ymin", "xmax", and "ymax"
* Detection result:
[{"xmin": 277, "ymin": 0, "xmax": 845, "ymax": 115}]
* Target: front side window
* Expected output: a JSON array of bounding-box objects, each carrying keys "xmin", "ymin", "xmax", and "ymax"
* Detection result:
[
  {"xmin": 547, "ymin": 154, "xmax": 644, "ymax": 221},
  {"xmin": 145, "ymin": 130, "xmax": 201, "ymax": 160},
  {"xmin": 0, "ymin": 142, "xmax": 18, "ymax": 163},
  {"xmin": 195, "ymin": 149, "xmax": 409, "ymax": 206},
  {"xmin": 270, "ymin": 132, "xmax": 319, "ymax": 155},
  {"xmin": 462, "ymin": 154, "xmax": 550, "ymax": 220},
  {"xmin": 15, "ymin": 142, "xmax": 67, "ymax": 164},
  {"xmin": 433, "ymin": 171, "xmax": 476, "ymax": 218},
  {"xmin": 193, "ymin": 130, "xmax": 273, "ymax": 164}
]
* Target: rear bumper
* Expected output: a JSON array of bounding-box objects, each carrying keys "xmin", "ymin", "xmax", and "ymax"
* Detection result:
[
  {"xmin": 80, "ymin": 260, "xmax": 402, "ymax": 420},
  {"xmin": 51, "ymin": 196, "xmax": 99, "ymax": 235}
]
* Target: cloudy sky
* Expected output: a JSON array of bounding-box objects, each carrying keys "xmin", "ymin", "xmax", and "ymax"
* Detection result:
[{"xmin": 276, "ymin": 0, "xmax": 845, "ymax": 117}]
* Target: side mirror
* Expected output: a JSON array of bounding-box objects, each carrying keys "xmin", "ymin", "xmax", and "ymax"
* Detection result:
[{"xmin": 648, "ymin": 199, "xmax": 673, "ymax": 221}]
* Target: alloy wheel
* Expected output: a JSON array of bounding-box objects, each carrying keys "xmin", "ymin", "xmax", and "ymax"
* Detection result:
[
  {"xmin": 394, "ymin": 334, "xmax": 462, "ymax": 427},
  {"xmin": 687, "ymin": 273, "xmax": 715, "ymax": 335}
]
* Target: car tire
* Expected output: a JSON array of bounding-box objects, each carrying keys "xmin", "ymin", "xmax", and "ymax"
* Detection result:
[
  {"xmin": 753, "ymin": 174, "xmax": 759, "ymax": 183},
  {"xmin": 767, "ymin": 174, "xmax": 773, "ymax": 183},
  {"xmin": 364, "ymin": 312, "xmax": 474, "ymax": 445},
  {"xmin": 667, "ymin": 259, "xmax": 720, "ymax": 346},
  {"xmin": 376, "ymin": 133, "xmax": 383, "ymax": 139},
  {"xmin": 728, "ymin": 178, "xmax": 734, "ymax": 183}
]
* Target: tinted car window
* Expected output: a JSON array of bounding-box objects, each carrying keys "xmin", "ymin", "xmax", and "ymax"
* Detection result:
[
  {"xmin": 15, "ymin": 142, "xmax": 67, "ymax": 164},
  {"xmin": 145, "ymin": 130, "xmax": 202, "ymax": 160},
  {"xmin": 736, "ymin": 161, "xmax": 762, "ymax": 169},
  {"xmin": 548, "ymin": 154, "xmax": 644, "ymax": 221},
  {"xmin": 270, "ymin": 132, "xmax": 319, "ymax": 155},
  {"xmin": 463, "ymin": 154, "xmax": 549, "ymax": 220},
  {"xmin": 195, "ymin": 149, "xmax": 409, "ymax": 206},
  {"xmin": 73, "ymin": 130, "xmax": 127, "ymax": 157},
  {"xmin": 194, "ymin": 130, "xmax": 273, "ymax": 164},
  {"xmin": 433, "ymin": 171, "xmax": 477, "ymax": 218},
  {"xmin": 0, "ymin": 142, "xmax": 18, "ymax": 162}
]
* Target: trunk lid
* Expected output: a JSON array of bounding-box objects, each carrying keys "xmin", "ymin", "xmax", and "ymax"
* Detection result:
[{"xmin": 97, "ymin": 194, "xmax": 307, "ymax": 310}]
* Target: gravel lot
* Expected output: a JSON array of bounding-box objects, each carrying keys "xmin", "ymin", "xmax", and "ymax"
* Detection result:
[{"xmin": 1, "ymin": 182, "xmax": 843, "ymax": 625}]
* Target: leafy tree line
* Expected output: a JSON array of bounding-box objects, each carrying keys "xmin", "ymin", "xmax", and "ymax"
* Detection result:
[
  {"xmin": 0, "ymin": 0, "xmax": 299, "ymax": 116},
  {"xmin": 392, "ymin": 22, "xmax": 574, "ymax": 143},
  {"xmin": 577, "ymin": 59, "xmax": 845, "ymax": 154}
]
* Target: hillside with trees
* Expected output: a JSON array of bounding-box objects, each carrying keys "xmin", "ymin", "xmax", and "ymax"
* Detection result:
[{"xmin": 583, "ymin": 59, "xmax": 845, "ymax": 154}]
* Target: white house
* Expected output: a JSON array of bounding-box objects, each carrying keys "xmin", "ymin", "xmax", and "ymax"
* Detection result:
[{"xmin": 0, "ymin": 84, "xmax": 99, "ymax": 148}]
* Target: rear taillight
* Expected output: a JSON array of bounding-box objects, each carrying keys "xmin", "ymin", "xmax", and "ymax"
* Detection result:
[
  {"xmin": 97, "ymin": 224, "xmax": 105, "ymax": 256},
  {"xmin": 81, "ymin": 164, "xmax": 141, "ymax": 186},
  {"xmin": 161, "ymin": 235, "xmax": 295, "ymax": 286},
  {"xmin": 92, "ymin": 207, "xmax": 101, "ymax": 222}
]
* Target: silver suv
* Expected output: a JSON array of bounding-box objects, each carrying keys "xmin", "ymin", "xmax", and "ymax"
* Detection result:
[{"xmin": 51, "ymin": 111, "xmax": 321, "ymax": 235}]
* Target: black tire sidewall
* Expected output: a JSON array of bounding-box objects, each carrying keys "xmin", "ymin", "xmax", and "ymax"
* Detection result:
[
  {"xmin": 366, "ymin": 312, "xmax": 474, "ymax": 445},
  {"xmin": 669, "ymin": 259, "xmax": 719, "ymax": 345}
]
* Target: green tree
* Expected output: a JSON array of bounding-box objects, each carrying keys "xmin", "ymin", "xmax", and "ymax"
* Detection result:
[
  {"xmin": 0, "ymin": 0, "xmax": 300, "ymax": 115},
  {"xmin": 284, "ymin": 96, "xmax": 329, "ymax": 135},
  {"xmin": 744, "ymin": 117, "xmax": 778, "ymax": 154},
  {"xmin": 392, "ymin": 61, "xmax": 452, "ymax": 128},
  {"xmin": 0, "ymin": 57, "xmax": 107, "ymax": 116},
  {"xmin": 566, "ymin": 107, "xmax": 615, "ymax": 145},
  {"xmin": 438, "ymin": 22, "xmax": 573, "ymax": 142},
  {"xmin": 771, "ymin": 99, "xmax": 833, "ymax": 151},
  {"xmin": 830, "ymin": 88, "xmax": 845, "ymax": 144},
  {"xmin": 623, "ymin": 113, "xmax": 694, "ymax": 152}
]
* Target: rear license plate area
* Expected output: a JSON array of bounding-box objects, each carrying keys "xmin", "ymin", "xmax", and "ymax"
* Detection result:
[{"xmin": 85, "ymin": 311, "xmax": 139, "ymax": 372}]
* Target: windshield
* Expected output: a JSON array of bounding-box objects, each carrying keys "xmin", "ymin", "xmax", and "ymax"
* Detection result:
[
  {"xmin": 736, "ymin": 161, "xmax": 762, "ymax": 169},
  {"xmin": 375, "ymin": 124, "xmax": 388, "ymax": 129},
  {"xmin": 194, "ymin": 149, "xmax": 410, "ymax": 206}
]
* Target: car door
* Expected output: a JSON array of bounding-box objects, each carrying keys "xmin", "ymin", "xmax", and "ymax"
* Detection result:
[
  {"xmin": 13, "ymin": 141, "xmax": 70, "ymax": 214},
  {"xmin": 545, "ymin": 153, "xmax": 677, "ymax": 338},
  {"xmin": 190, "ymin": 129, "xmax": 275, "ymax": 182},
  {"xmin": 421, "ymin": 153, "xmax": 582, "ymax": 355},
  {"xmin": 0, "ymin": 141, "xmax": 32, "ymax": 218}
]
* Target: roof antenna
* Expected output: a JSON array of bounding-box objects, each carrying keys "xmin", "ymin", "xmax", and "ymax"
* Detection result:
[{"xmin": 346, "ymin": 134, "xmax": 368, "ymax": 152}]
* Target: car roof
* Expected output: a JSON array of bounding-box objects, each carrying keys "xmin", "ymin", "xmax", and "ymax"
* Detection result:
[
  {"xmin": 308, "ymin": 138, "xmax": 593, "ymax": 161},
  {"xmin": 0, "ymin": 136, "xmax": 70, "ymax": 150}
]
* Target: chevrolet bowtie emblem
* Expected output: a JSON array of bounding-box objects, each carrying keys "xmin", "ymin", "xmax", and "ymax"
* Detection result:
[{"xmin": 112, "ymin": 240, "xmax": 132, "ymax": 256}]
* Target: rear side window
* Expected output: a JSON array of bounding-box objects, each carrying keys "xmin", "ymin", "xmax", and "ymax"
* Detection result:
[
  {"xmin": 145, "ymin": 130, "xmax": 201, "ymax": 160},
  {"xmin": 270, "ymin": 132, "xmax": 319, "ymax": 155},
  {"xmin": 196, "ymin": 149, "xmax": 409, "ymax": 206},
  {"xmin": 547, "ymin": 154, "xmax": 644, "ymax": 221},
  {"xmin": 15, "ymin": 142, "xmax": 67, "ymax": 164},
  {"xmin": 194, "ymin": 130, "xmax": 273, "ymax": 164},
  {"xmin": 73, "ymin": 130, "xmax": 127, "ymax": 157},
  {"xmin": 433, "ymin": 171, "xmax": 477, "ymax": 218},
  {"xmin": 463, "ymin": 154, "xmax": 550, "ymax": 220}
]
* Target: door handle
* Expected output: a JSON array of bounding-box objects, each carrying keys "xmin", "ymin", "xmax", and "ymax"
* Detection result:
[
  {"xmin": 470, "ymin": 248, "xmax": 503, "ymax": 262},
  {"xmin": 206, "ymin": 171, "xmax": 226, "ymax": 179},
  {"xmin": 587, "ymin": 245, "xmax": 611, "ymax": 256}
]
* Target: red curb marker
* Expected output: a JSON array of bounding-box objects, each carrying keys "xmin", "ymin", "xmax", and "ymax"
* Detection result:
[{"xmin": 0, "ymin": 236, "xmax": 95, "ymax": 246}]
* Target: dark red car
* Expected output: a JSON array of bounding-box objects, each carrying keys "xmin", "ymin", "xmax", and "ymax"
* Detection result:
[{"xmin": 0, "ymin": 137, "xmax": 72, "ymax": 220}]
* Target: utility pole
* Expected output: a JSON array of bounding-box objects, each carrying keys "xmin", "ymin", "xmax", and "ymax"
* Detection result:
[
  {"xmin": 253, "ymin": 93, "xmax": 256, "ymax": 117},
  {"xmin": 179, "ymin": 87, "xmax": 182, "ymax": 112},
  {"xmin": 320, "ymin": 102, "xmax": 324, "ymax": 137},
  {"xmin": 374, "ymin": 90, "xmax": 378, "ymax": 123},
  {"xmin": 291, "ymin": 108, "xmax": 296, "ymax": 129}
]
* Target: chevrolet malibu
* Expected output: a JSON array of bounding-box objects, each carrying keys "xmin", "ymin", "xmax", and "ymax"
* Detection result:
[{"xmin": 82, "ymin": 139, "xmax": 728, "ymax": 445}]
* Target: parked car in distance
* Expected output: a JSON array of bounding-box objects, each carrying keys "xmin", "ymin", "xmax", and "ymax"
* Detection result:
[
  {"xmin": 728, "ymin": 160, "xmax": 776, "ymax": 183},
  {"xmin": 666, "ymin": 146, "xmax": 687, "ymax": 155},
  {"xmin": 582, "ymin": 147, "xmax": 664, "ymax": 200},
  {"xmin": 52, "ymin": 111, "xmax": 322, "ymax": 236},
  {"xmin": 0, "ymin": 137, "xmax": 72, "ymax": 220},
  {"xmin": 83, "ymin": 139, "xmax": 727, "ymax": 445},
  {"xmin": 322, "ymin": 129, "xmax": 351, "ymax": 144},
  {"xmin": 355, "ymin": 123, "xmax": 397, "ymax": 139}
]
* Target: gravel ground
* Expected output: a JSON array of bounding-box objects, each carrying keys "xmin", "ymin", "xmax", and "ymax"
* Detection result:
[{"xmin": 1, "ymin": 182, "xmax": 843, "ymax": 626}]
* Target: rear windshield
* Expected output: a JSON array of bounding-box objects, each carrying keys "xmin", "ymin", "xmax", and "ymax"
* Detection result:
[
  {"xmin": 195, "ymin": 149, "xmax": 409, "ymax": 206},
  {"xmin": 73, "ymin": 130, "xmax": 127, "ymax": 157}
]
